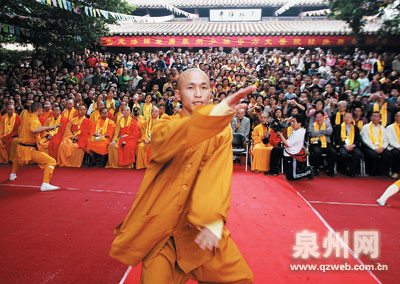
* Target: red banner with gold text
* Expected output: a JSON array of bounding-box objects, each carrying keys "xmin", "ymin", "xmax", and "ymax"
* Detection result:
[{"xmin": 101, "ymin": 36, "xmax": 359, "ymax": 48}]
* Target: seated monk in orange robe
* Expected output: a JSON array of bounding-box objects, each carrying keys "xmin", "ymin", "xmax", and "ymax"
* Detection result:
[
  {"xmin": 135, "ymin": 106, "xmax": 159, "ymax": 170},
  {"xmin": 89, "ymin": 100, "xmax": 114, "ymax": 123},
  {"xmin": 87, "ymin": 108, "xmax": 115, "ymax": 167},
  {"xmin": 110, "ymin": 69, "xmax": 254, "ymax": 283},
  {"xmin": 107, "ymin": 106, "xmax": 141, "ymax": 168},
  {"xmin": 61, "ymin": 99, "xmax": 78, "ymax": 123},
  {"xmin": 39, "ymin": 102, "xmax": 53, "ymax": 125},
  {"xmin": 0, "ymin": 105, "xmax": 21, "ymax": 163},
  {"xmin": 38, "ymin": 106, "xmax": 67, "ymax": 161},
  {"xmin": 58, "ymin": 105, "xmax": 91, "ymax": 167}
]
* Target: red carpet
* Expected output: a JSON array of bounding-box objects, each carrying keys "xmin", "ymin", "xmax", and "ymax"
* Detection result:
[
  {"xmin": 290, "ymin": 174, "xmax": 400, "ymax": 284},
  {"xmin": 123, "ymin": 167, "xmax": 377, "ymax": 284},
  {"xmin": 0, "ymin": 164, "xmax": 382, "ymax": 283}
]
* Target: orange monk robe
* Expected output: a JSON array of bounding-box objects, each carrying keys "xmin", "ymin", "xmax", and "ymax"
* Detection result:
[
  {"xmin": 61, "ymin": 108, "xmax": 78, "ymax": 123},
  {"xmin": 89, "ymin": 109, "xmax": 114, "ymax": 123},
  {"xmin": 13, "ymin": 114, "xmax": 56, "ymax": 183},
  {"xmin": 107, "ymin": 116, "xmax": 140, "ymax": 168},
  {"xmin": 0, "ymin": 113, "xmax": 21, "ymax": 163},
  {"xmin": 39, "ymin": 116, "xmax": 67, "ymax": 161},
  {"xmin": 20, "ymin": 109, "xmax": 31, "ymax": 122},
  {"xmin": 39, "ymin": 110, "xmax": 53, "ymax": 126},
  {"xmin": 110, "ymin": 105, "xmax": 253, "ymax": 282},
  {"xmin": 87, "ymin": 118, "xmax": 115, "ymax": 155},
  {"xmin": 251, "ymin": 124, "xmax": 273, "ymax": 172},
  {"xmin": 135, "ymin": 117, "xmax": 157, "ymax": 169},
  {"xmin": 58, "ymin": 116, "xmax": 91, "ymax": 167}
]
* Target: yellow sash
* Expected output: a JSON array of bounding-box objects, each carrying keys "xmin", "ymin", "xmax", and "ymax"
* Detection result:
[
  {"xmin": 120, "ymin": 116, "xmax": 132, "ymax": 129},
  {"xmin": 4, "ymin": 113, "xmax": 16, "ymax": 136},
  {"xmin": 373, "ymin": 102, "xmax": 387, "ymax": 127},
  {"xmin": 63, "ymin": 108, "xmax": 77, "ymax": 121},
  {"xmin": 311, "ymin": 122, "xmax": 327, "ymax": 148},
  {"xmin": 72, "ymin": 116, "xmax": 85, "ymax": 136},
  {"xmin": 106, "ymin": 99, "xmax": 116, "ymax": 115},
  {"xmin": 146, "ymin": 118, "xmax": 157, "ymax": 141},
  {"xmin": 96, "ymin": 118, "xmax": 109, "ymax": 135},
  {"xmin": 258, "ymin": 125, "xmax": 269, "ymax": 146},
  {"xmin": 335, "ymin": 112, "xmax": 344, "ymax": 125},
  {"xmin": 341, "ymin": 123, "xmax": 355, "ymax": 146},
  {"xmin": 394, "ymin": 123, "xmax": 400, "ymax": 144},
  {"xmin": 143, "ymin": 103, "xmax": 153, "ymax": 121},
  {"xmin": 369, "ymin": 123, "xmax": 382, "ymax": 148},
  {"xmin": 352, "ymin": 119, "xmax": 363, "ymax": 132},
  {"xmin": 48, "ymin": 115, "xmax": 62, "ymax": 136},
  {"xmin": 287, "ymin": 126, "xmax": 293, "ymax": 137},
  {"xmin": 377, "ymin": 60, "xmax": 384, "ymax": 73}
]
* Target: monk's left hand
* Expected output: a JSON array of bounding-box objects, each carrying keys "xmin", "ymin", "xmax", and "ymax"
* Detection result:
[{"xmin": 195, "ymin": 227, "xmax": 219, "ymax": 251}]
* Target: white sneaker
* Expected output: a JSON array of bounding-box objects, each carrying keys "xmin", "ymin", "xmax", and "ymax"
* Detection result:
[
  {"xmin": 376, "ymin": 199, "xmax": 386, "ymax": 206},
  {"xmin": 40, "ymin": 184, "xmax": 60, "ymax": 192},
  {"xmin": 9, "ymin": 173, "xmax": 17, "ymax": 181}
]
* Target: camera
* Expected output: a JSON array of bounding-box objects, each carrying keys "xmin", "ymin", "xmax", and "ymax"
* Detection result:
[{"xmin": 269, "ymin": 118, "xmax": 290, "ymax": 133}]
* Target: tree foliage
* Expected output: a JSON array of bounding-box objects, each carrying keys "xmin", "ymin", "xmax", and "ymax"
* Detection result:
[
  {"xmin": 329, "ymin": 0, "xmax": 400, "ymax": 44},
  {"xmin": 0, "ymin": 0, "xmax": 136, "ymax": 54}
]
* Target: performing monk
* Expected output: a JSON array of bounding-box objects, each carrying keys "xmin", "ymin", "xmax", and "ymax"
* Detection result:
[
  {"xmin": 39, "ymin": 101, "xmax": 53, "ymax": 125},
  {"xmin": 251, "ymin": 113, "xmax": 273, "ymax": 172},
  {"xmin": 9, "ymin": 102, "xmax": 60, "ymax": 191},
  {"xmin": 135, "ymin": 106, "xmax": 159, "ymax": 170},
  {"xmin": 61, "ymin": 99, "xmax": 78, "ymax": 122},
  {"xmin": 0, "ymin": 104, "xmax": 21, "ymax": 163},
  {"xmin": 39, "ymin": 106, "xmax": 67, "ymax": 161},
  {"xmin": 107, "ymin": 106, "xmax": 140, "ymax": 168},
  {"xmin": 110, "ymin": 69, "xmax": 254, "ymax": 283},
  {"xmin": 87, "ymin": 108, "xmax": 115, "ymax": 167},
  {"xmin": 58, "ymin": 105, "xmax": 91, "ymax": 167}
]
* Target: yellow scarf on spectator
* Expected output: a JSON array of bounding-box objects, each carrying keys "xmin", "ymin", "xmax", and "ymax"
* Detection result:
[
  {"xmin": 143, "ymin": 103, "xmax": 153, "ymax": 121},
  {"xmin": 377, "ymin": 60, "xmax": 384, "ymax": 73},
  {"xmin": 373, "ymin": 102, "xmax": 387, "ymax": 127},
  {"xmin": 287, "ymin": 126, "xmax": 293, "ymax": 137},
  {"xmin": 335, "ymin": 112, "xmax": 344, "ymax": 125},
  {"xmin": 353, "ymin": 119, "xmax": 363, "ymax": 132},
  {"xmin": 311, "ymin": 122, "xmax": 327, "ymax": 148},
  {"xmin": 4, "ymin": 113, "xmax": 16, "ymax": 136},
  {"xmin": 369, "ymin": 122, "xmax": 382, "ymax": 148},
  {"xmin": 341, "ymin": 123, "xmax": 355, "ymax": 146},
  {"xmin": 394, "ymin": 123, "xmax": 400, "ymax": 144}
]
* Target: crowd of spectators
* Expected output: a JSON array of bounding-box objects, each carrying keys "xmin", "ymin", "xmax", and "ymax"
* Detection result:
[{"xmin": 0, "ymin": 46, "xmax": 399, "ymax": 179}]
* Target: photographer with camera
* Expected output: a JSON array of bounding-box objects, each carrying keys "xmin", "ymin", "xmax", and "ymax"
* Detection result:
[
  {"xmin": 308, "ymin": 110, "xmax": 337, "ymax": 177},
  {"xmin": 265, "ymin": 114, "xmax": 313, "ymax": 180}
]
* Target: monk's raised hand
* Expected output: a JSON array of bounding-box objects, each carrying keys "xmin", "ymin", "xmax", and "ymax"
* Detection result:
[
  {"xmin": 195, "ymin": 227, "xmax": 219, "ymax": 251},
  {"xmin": 223, "ymin": 86, "xmax": 257, "ymax": 111}
]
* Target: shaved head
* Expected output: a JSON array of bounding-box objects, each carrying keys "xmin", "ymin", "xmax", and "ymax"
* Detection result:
[{"xmin": 177, "ymin": 68, "xmax": 209, "ymax": 90}]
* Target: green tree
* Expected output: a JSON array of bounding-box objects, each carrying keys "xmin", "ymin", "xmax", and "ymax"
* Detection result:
[
  {"xmin": 329, "ymin": 0, "xmax": 400, "ymax": 44},
  {"xmin": 0, "ymin": 0, "xmax": 136, "ymax": 54}
]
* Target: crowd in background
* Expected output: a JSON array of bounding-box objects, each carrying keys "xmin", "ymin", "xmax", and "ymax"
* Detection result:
[{"xmin": 0, "ymin": 46, "xmax": 399, "ymax": 179}]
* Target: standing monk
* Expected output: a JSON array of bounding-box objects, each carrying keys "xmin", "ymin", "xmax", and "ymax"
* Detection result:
[
  {"xmin": 0, "ymin": 105, "xmax": 21, "ymax": 163},
  {"xmin": 58, "ymin": 105, "xmax": 91, "ymax": 167},
  {"xmin": 110, "ymin": 69, "xmax": 254, "ymax": 283},
  {"xmin": 107, "ymin": 106, "xmax": 140, "ymax": 168},
  {"xmin": 39, "ymin": 106, "xmax": 67, "ymax": 161},
  {"xmin": 9, "ymin": 103, "xmax": 60, "ymax": 191},
  {"xmin": 61, "ymin": 99, "xmax": 78, "ymax": 122}
]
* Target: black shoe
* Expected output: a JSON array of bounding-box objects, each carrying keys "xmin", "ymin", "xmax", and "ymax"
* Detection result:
[
  {"xmin": 264, "ymin": 171, "xmax": 278, "ymax": 176},
  {"xmin": 307, "ymin": 171, "xmax": 314, "ymax": 180}
]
